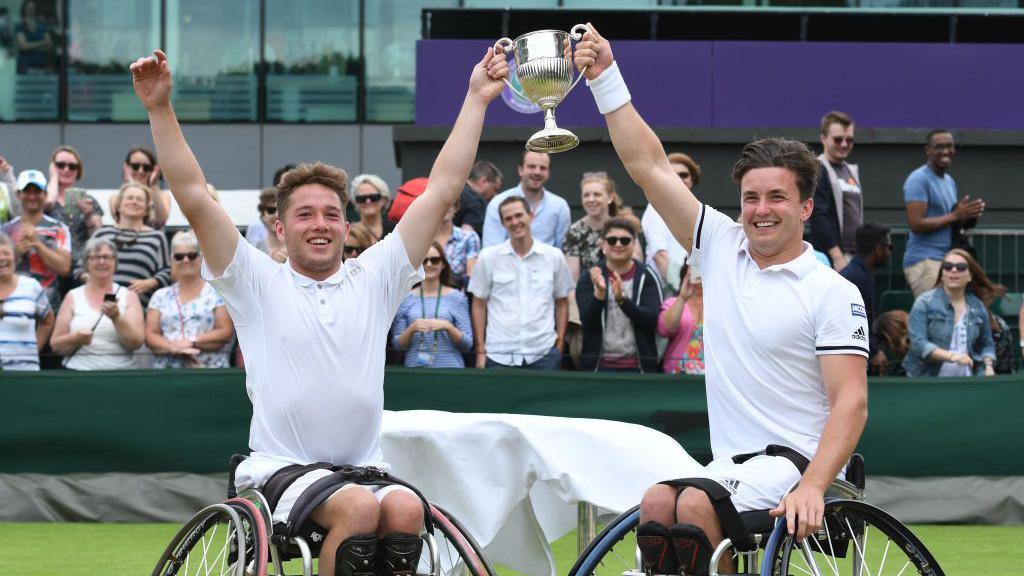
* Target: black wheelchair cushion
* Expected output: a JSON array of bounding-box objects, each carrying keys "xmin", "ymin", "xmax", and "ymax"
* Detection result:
[
  {"xmin": 739, "ymin": 509, "xmax": 776, "ymax": 535},
  {"xmin": 272, "ymin": 520, "xmax": 329, "ymax": 560}
]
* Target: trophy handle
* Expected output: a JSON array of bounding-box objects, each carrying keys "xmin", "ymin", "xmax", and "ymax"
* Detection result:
[
  {"xmin": 564, "ymin": 24, "xmax": 590, "ymax": 99},
  {"xmin": 493, "ymin": 38, "xmax": 527, "ymax": 100}
]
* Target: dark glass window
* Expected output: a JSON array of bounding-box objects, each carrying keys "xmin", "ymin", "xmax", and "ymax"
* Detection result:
[
  {"xmin": 67, "ymin": 0, "xmax": 156, "ymax": 121},
  {"xmin": 264, "ymin": 0, "xmax": 359, "ymax": 122},
  {"xmin": 1, "ymin": 0, "xmax": 60, "ymax": 120},
  {"xmin": 166, "ymin": 0, "xmax": 258, "ymax": 121}
]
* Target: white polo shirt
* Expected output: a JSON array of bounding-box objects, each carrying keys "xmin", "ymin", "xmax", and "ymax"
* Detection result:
[
  {"xmin": 689, "ymin": 205, "xmax": 868, "ymax": 462},
  {"xmin": 468, "ymin": 239, "xmax": 573, "ymax": 366},
  {"xmin": 203, "ymin": 231, "xmax": 422, "ymax": 490}
]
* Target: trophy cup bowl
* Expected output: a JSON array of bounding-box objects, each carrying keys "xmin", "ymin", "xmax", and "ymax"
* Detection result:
[{"xmin": 495, "ymin": 24, "xmax": 589, "ymax": 154}]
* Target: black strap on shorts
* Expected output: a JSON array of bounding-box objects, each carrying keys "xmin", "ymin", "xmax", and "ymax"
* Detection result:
[
  {"xmin": 659, "ymin": 444, "xmax": 810, "ymax": 552},
  {"xmin": 261, "ymin": 462, "xmax": 434, "ymax": 539},
  {"xmin": 659, "ymin": 477, "xmax": 756, "ymax": 552},
  {"xmin": 731, "ymin": 444, "xmax": 811, "ymax": 475}
]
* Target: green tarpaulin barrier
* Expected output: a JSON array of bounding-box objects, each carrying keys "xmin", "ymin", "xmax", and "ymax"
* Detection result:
[{"xmin": 3, "ymin": 368, "xmax": 1020, "ymax": 476}]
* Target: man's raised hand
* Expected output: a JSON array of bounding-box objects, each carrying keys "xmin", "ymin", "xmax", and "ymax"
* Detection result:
[
  {"xmin": 130, "ymin": 50, "xmax": 173, "ymax": 111},
  {"xmin": 468, "ymin": 47, "xmax": 509, "ymax": 104},
  {"xmin": 571, "ymin": 23, "xmax": 614, "ymax": 82}
]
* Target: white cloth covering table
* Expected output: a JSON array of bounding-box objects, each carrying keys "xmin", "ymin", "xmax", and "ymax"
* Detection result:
[{"xmin": 381, "ymin": 410, "xmax": 703, "ymax": 576}]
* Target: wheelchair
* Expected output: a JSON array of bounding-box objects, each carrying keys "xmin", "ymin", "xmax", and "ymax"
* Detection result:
[
  {"xmin": 152, "ymin": 456, "xmax": 496, "ymax": 576},
  {"xmin": 568, "ymin": 455, "xmax": 944, "ymax": 576}
]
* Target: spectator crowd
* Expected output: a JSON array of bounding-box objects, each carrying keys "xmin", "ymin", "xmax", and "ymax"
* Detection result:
[{"xmin": 1, "ymin": 109, "xmax": 1022, "ymax": 375}]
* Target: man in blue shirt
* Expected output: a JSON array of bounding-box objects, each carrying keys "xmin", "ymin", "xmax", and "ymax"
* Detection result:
[
  {"xmin": 840, "ymin": 223, "xmax": 891, "ymax": 374},
  {"xmin": 481, "ymin": 151, "xmax": 570, "ymax": 248},
  {"xmin": 903, "ymin": 130, "xmax": 984, "ymax": 297}
]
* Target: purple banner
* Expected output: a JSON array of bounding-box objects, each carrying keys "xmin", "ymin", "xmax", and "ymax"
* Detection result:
[{"xmin": 416, "ymin": 39, "xmax": 1024, "ymax": 130}]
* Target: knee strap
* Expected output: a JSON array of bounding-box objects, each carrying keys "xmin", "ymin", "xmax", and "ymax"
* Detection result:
[
  {"xmin": 669, "ymin": 523, "xmax": 712, "ymax": 576},
  {"xmin": 636, "ymin": 521, "xmax": 679, "ymax": 575},
  {"xmin": 380, "ymin": 532, "xmax": 422, "ymax": 576},
  {"xmin": 335, "ymin": 534, "xmax": 378, "ymax": 576},
  {"xmin": 659, "ymin": 477, "xmax": 754, "ymax": 552}
]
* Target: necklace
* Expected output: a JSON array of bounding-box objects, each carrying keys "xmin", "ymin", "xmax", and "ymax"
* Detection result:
[{"xmin": 417, "ymin": 286, "xmax": 443, "ymax": 366}]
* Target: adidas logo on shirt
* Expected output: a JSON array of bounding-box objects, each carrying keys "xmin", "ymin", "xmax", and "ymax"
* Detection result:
[{"xmin": 851, "ymin": 327, "xmax": 867, "ymax": 341}]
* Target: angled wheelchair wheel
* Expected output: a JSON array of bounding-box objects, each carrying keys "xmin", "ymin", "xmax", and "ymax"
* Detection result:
[
  {"xmin": 153, "ymin": 498, "xmax": 269, "ymax": 576},
  {"xmin": 764, "ymin": 499, "xmax": 943, "ymax": 576},
  {"xmin": 422, "ymin": 503, "xmax": 497, "ymax": 576},
  {"xmin": 567, "ymin": 505, "xmax": 641, "ymax": 576}
]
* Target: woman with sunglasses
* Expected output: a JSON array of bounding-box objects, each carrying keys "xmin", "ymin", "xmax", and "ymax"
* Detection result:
[
  {"xmin": 904, "ymin": 248, "xmax": 998, "ymax": 377},
  {"xmin": 342, "ymin": 223, "xmax": 375, "ymax": 262},
  {"xmin": 145, "ymin": 231, "xmax": 234, "ymax": 368},
  {"xmin": 351, "ymin": 174, "xmax": 395, "ymax": 243},
  {"xmin": 576, "ymin": 217, "xmax": 662, "ymax": 373},
  {"xmin": 391, "ymin": 242, "xmax": 472, "ymax": 368},
  {"xmin": 50, "ymin": 237, "xmax": 144, "ymax": 370},
  {"xmin": 0, "ymin": 232, "xmax": 55, "ymax": 371},
  {"xmin": 118, "ymin": 146, "xmax": 171, "ymax": 229},
  {"xmin": 44, "ymin": 145, "xmax": 103, "ymax": 264},
  {"xmin": 74, "ymin": 182, "xmax": 171, "ymax": 307}
]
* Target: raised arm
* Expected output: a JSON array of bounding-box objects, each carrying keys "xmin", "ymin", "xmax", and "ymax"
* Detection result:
[
  {"xmin": 573, "ymin": 25, "xmax": 701, "ymax": 252},
  {"xmin": 130, "ymin": 50, "xmax": 238, "ymax": 275},
  {"xmin": 396, "ymin": 48, "xmax": 508, "ymax": 267}
]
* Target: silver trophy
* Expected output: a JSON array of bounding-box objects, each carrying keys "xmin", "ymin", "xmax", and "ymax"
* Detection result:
[{"xmin": 495, "ymin": 24, "xmax": 589, "ymax": 154}]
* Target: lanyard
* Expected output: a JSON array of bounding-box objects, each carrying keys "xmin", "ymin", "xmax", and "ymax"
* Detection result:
[
  {"xmin": 174, "ymin": 285, "xmax": 188, "ymax": 340},
  {"xmin": 418, "ymin": 286, "xmax": 443, "ymax": 355}
]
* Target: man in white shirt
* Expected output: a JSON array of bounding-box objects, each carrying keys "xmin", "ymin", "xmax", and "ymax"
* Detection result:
[
  {"xmin": 469, "ymin": 196, "xmax": 573, "ymax": 370},
  {"xmin": 130, "ymin": 47, "xmax": 509, "ymax": 576},
  {"xmin": 481, "ymin": 151, "xmax": 571, "ymax": 249},
  {"xmin": 572, "ymin": 25, "xmax": 868, "ymax": 575}
]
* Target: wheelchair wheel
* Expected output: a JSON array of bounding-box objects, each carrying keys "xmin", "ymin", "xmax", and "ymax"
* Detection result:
[
  {"xmin": 765, "ymin": 499, "xmax": 943, "ymax": 576},
  {"xmin": 153, "ymin": 498, "xmax": 269, "ymax": 576},
  {"xmin": 420, "ymin": 503, "xmax": 497, "ymax": 576},
  {"xmin": 567, "ymin": 505, "xmax": 641, "ymax": 576}
]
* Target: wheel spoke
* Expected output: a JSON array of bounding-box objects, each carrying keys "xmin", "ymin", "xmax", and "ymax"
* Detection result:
[
  {"xmin": 846, "ymin": 518, "xmax": 872, "ymax": 576},
  {"xmin": 894, "ymin": 560, "xmax": 912, "ymax": 576},
  {"xmin": 821, "ymin": 514, "xmax": 839, "ymax": 575},
  {"xmin": 878, "ymin": 537, "xmax": 891, "ymax": 575}
]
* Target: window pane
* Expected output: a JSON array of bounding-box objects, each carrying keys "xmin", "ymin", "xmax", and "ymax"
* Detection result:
[
  {"xmin": 0, "ymin": 0, "xmax": 60, "ymax": 121},
  {"xmin": 364, "ymin": 0, "xmax": 457, "ymax": 123},
  {"xmin": 66, "ymin": 0, "xmax": 157, "ymax": 122},
  {"xmin": 265, "ymin": 0, "xmax": 358, "ymax": 122},
  {"xmin": 166, "ymin": 0, "xmax": 258, "ymax": 122}
]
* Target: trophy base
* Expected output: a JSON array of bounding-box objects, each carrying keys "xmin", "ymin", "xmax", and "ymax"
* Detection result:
[{"xmin": 526, "ymin": 128, "xmax": 579, "ymax": 154}]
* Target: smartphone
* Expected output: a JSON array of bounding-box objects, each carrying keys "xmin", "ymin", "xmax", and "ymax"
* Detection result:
[{"xmin": 103, "ymin": 293, "xmax": 117, "ymax": 303}]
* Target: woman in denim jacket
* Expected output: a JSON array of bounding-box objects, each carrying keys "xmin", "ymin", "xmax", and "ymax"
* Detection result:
[{"xmin": 904, "ymin": 248, "xmax": 997, "ymax": 377}]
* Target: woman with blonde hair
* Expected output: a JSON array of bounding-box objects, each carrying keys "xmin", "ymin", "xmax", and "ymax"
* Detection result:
[
  {"xmin": 904, "ymin": 248, "xmax": 999, "ymax": 377},
  {"xmin": 351, "ymin": 174, "xmax": 395, "ymax": 242},
  {"xmin": 146, "ymin": 231, "xmax": 234, "ymax": 368},
  {"xmin": 73, "ymin": 182, "xmax": 170, "ymax": 307},
  {"xmin": 343, "ymin": 223, "xmax": 376, "ymax": 261},
  {"xmin": 563, "ymin": 171, "xmax": 632, "ymax": 282}
]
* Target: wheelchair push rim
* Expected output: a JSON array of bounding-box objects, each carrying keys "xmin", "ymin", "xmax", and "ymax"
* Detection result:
[{"xmin": 763, "ymin": 499, "xmax": 943, "ymax": 576}]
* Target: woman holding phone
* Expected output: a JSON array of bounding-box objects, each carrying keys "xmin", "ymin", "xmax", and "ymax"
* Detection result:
[{"xmin": 50, "ymin": 237, "xmax": 144, "ymax": 370}]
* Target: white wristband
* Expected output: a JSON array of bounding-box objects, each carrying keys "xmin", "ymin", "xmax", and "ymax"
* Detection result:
[{"xmin": 586, "ymin": 61, "xmax": 631, "ymax": 115}]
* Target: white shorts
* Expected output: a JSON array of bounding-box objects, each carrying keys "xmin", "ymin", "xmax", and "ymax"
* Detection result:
[
  {"xmin": 272, "ymin": 468, "xmax": 415, "ymax": 524},
  {"xmin": 699, "ymin": 454, "xmax": 803, "ymax": 512}
]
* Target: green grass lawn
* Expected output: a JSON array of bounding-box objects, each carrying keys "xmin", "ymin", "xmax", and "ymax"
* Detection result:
[{"xmin": 0, "ymin": 523, "xmax": 1020, "ymax": 575}]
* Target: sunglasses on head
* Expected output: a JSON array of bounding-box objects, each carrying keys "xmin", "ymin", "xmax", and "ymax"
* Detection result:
[
  {"xmin": 259, "ymin": 205, "xmax": 277, "ymax": 215},
  {"xmin": 604, "ymin": 236, "xmax": 633, "ymax": 247},
  {"xmin": 129, "ymin": 162, "xmax": 154, "ymax": 173},
  {"xmin": 832, "ymin": 136, "xmax": 855, "ymax": 145},
  {"xmin": 343, "ymin": 245, "xmax": 363, "ymax": 255},
  {"xmin": 423, "ymin": 256, "xmax": 443, "ymax": 266},
  {"xmin": 942, "ymin": 261, "xmax": 968, "ymax": 272},
  {"xmin": 355, "ymin": 193, "xmax": 383, "ymax": 204},
  {"xmin": 55, "ymin": 161, "xmax": 79, "ymax": 171},
  {"xmin": 173, "ymin": 252, "xmax": 199, "ymax": 262}
]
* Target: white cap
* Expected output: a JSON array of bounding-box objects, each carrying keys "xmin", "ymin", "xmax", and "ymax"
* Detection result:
[{"xmin": 16, "ymin": 169, "xmax": 47, "ymax": 191}]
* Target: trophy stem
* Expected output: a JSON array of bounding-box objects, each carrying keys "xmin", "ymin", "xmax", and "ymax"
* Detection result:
[{"xmin": 543, "ymin": 108, "xmax": 559, "ymax": 130}]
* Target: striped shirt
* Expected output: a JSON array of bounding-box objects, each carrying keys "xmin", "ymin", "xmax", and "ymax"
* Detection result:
[
  {"xmin": 391, "ymin": 289, "xmax": 473, "ymax": 368},
  {"xmin": 75, "ymin": 226, "xmax": 170, "ymax": 307},
  {"xmin": 0, "ymin": 275, "xmax": 51, "ymax": 371}
]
